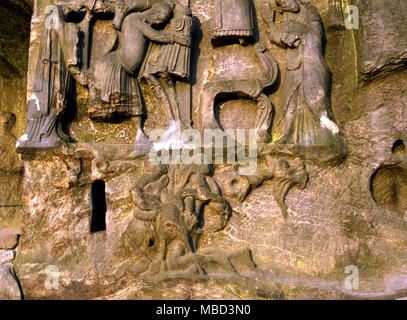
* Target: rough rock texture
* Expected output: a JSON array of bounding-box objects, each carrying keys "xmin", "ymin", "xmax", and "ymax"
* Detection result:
[
  {"xmin": 0, "ymin": 247, "xmax": 22, "ymax": 300},
  {"xmin": 356, "ymin": 0, "xmax": 407, "ymax": 81},
  {"xmin": 0, "ymin": 0, "xmax": 30, "ymax": 227},
  {"xmin": 0, "ymin": 0, "xmax": 31, "ymax": 134},
  {"xmin": 0, "ymin": 263, "xmax": 23, "ymax": 300},
  {"xmin": 0, "ymin": 0, "xmax": 31, "ymax": 301},
  {"xmin": 0, "ymin": 228, "xmax": 20, "ymax": 250},
  {"xmin": 0, "ymin": 0, "xmax": 406, "ymax": 300}
]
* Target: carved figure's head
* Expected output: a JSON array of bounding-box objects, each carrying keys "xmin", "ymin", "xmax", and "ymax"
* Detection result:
[
  {"xmin": 144, "ymin": 2, "xmax": 173, "ymax": 25},
  {"xmin": 275, "ymin": 0, "xmax": 300, "ymax": 13},
  {"xmin": 173, "ymin": 2, "xmax": 192, "ymax": 17}
]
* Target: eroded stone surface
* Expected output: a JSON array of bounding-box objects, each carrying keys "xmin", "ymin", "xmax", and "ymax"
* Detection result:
[
  {"xmin": 356, "ymin": 0, "xmax": 407, "ymax": 81},
  {"xmin": 0, "ymin": 229, "xmax": 19, "ymax": 250},
  {"xmin": 0, "ymin": 0, "xmax": 406, "ymax": 300},
  {"xmin": 0, "ymin": 263, "xmax": 22, "ymax": 300}
]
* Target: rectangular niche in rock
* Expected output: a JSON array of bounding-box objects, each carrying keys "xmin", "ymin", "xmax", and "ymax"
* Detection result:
[{"xmin": 90, "ymin": 180, "xmax": 107, "ymax": 233}]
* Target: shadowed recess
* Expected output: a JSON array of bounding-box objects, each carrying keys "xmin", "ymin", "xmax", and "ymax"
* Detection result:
[
  {"xmin": 91, "ymin": 180, "xmax": 107, "ymax": 232},
  {"xmin": 371, "ymin": 165, "xmax": 407, "ymax": 215},
  {"xmin": 392, "ymin": 139, "xmax": 406, "ymax": 156}
]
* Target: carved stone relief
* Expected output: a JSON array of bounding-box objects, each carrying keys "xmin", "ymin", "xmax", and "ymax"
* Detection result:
[
  {"xmin": 10, "ymin": 0, "xmax": 407, "ymax": 300},
  {"xmin": 125, "ymin": 161, "xmax": 257, "ymax": 278},
  {"xmin": 327, "ymin": 0, "xmax": 345, "ymax": 30},
  {"xmin": 261, "ymin": 0, "xmax": 345, "ymax": 162},
  {"xmin": 211, "ymin": 0, "xmax": 255, "ymax": 46},
  {"xmin": 14, "ymin": 0, "xmax": 344, "ymax": 295},
  {"xmin": 0, "ymin": 112, "xmax": 23, "ymax": 299},
  {"xmin": 200, "ymin": 43, "xmax": 278, "ymax": 143}
]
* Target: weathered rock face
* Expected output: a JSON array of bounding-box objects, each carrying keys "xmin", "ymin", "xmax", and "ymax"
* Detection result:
[
  {"xmin": 0, "ymin": 262, "xmax": 22, "ymax": 300},
  {"xmin": 356, "ymin": 0, "xmax": 407, "ymax": 81},
  {"xmin": 0, "ymin": 228, "xmax": 20, "ymax": 250},
  {"xmin": 0, "ymin": 0, "xmax": 30, "ymax": 300},
  {"xmin": 0, "ymin": 0, "xmax": 30, "ymax": 233},
  {"xmin": 0, "ymin": 0, "xmax": 406, "ymax": 300},
  {"xmin": 0, "ymin": 0, "xmax": 31, "ymax": 134}
]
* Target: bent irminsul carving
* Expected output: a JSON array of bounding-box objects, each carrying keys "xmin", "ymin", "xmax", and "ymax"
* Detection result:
[{"xmin": 200, "ymin": 44, "xmax": 279, "ymax": 143}]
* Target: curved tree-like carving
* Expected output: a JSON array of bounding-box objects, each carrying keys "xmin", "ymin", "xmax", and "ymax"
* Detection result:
[{"xmin": 200, "ymin": 44, "xmax": 279, "ymax": 143}]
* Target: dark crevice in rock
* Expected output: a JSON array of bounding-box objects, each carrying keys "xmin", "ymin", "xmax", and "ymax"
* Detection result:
[
  {"xmin": 370, "ymin": 165, "xmax": 407, "ymax": 215},
  {"xmin": 90, "ymin": 180, "xmax": 107, "ymax": 233},
  {"xmin": 360, "ymin": 63, "xmax": 407, "ymax": 84},
  {"xmin": 11, "ymin": 263, "xmax": 25, "ymax": 300},
  {"xmin": 392, "ymin": 139, "xmax": 406, "ymax": 156}
]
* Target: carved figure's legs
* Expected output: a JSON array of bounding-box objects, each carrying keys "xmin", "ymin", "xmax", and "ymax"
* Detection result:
[
  {"xmin": 144, "ymin": 74, "xmax": 181, "ymax": 126},
  {"xmin": 17, "ymin": 72, "xmax": 74, "ymax": 152},
  {"xmin": 133, "ymin": 115, "xmax": 151, "ymax": 147},
  {"xmin": 162, "ymin": 75, "xmax": 181, "ymax": 125}
]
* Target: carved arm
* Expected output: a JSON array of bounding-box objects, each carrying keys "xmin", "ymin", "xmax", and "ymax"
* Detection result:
[
  {"xmin": 140, "ymin": 22, "xmax": 191, "ymax": 46},
  {"xmin": 307, "ymin": 20, "xmax": 324, "ymax": 53},
  {"xmin": 265, "ymin": 22, "xmax": 286, "ymax": 48}
]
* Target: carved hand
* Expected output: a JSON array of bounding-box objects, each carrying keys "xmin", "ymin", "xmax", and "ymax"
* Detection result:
[
  {"xmin": 281, "ymin": 31, "xmax": 301, "ymax": 48},
  {"xmin": 173, "ymin": 34, "xmax": 192, "ymax": 47}
]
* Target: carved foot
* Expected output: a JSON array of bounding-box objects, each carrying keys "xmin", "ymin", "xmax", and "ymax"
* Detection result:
[
  {"xmin": 16, "ymin": 134, "xmax": 67, "ymax": 153},
  {"xmin": 132, "ymin": 130, "xmax": 152, "ymax": 157},
  {"xmin": 69, "ymin": 66, "xmax": 88, "ymax": 87}
]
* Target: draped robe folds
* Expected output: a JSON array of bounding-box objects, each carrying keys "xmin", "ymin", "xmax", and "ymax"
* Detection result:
[
  {"xmin": 140, "ymin": 4, "xmax": 193, "ymax": 81},
  {"xmin": 211, "ymin": 0, "xmax": 254, "ymax": 42},
  {"xmin": 88, "ymin": 50, "xmax": 145, "ymax": 121},
  {"xmin": 20, "ymin": 7, "xmax": 79, "ymax": 148},
  {"xmin": 272, "ymin": 2, "xmax": 339, "ymax": 147},
  {"xmin": 87, "ymin": 0, "xmax": 177, "ymax": 121},
  {"xmin": 137, "ymin": 3, "xmax": 193, "ymax": 126}
]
